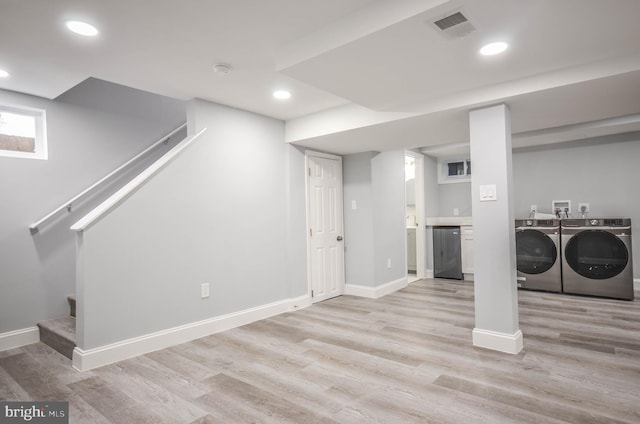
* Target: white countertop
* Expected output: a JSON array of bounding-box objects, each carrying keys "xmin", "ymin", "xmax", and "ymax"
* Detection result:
[{"xmin": 425, "ymin": 216, "xmax": 473, "ymax": 226}]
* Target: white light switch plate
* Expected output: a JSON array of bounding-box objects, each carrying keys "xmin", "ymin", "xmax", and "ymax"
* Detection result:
[
  {"xmin": 201, "ymin": 283, "xmax": 210, "ymax": 299},
  {"xmin": 479, "ymin": 184, "xmax": 497, "ymax": 202}
]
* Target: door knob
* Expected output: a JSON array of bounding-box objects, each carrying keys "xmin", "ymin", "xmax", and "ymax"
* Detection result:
[{"xmin": 337, "ymin": 235, "xmax": 343, "ymax": 241}]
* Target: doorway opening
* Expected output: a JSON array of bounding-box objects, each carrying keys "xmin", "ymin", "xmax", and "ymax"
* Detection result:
[{"xmin": 405, "ymin": 152, "xmax": 426, "ymax": 283}]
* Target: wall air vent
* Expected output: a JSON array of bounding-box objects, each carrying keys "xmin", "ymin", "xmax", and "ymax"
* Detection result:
[{"xmin": 429, "ymin": 10, "xmax": 475, "ymax": 39}]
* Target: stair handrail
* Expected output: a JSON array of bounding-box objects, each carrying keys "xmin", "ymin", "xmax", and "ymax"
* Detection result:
[
  {"xmin": 29, "ymin": 123, "xmax": 187, "ymax": 234},
  {"xmin": 70, "ymin": 127, "xmax": 207, "ymax": 233}
]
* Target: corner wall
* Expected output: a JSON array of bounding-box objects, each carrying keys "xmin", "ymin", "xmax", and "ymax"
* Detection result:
[{"xmin": 343, "ymin": 150, "xmax": 407, "ymax": 292}]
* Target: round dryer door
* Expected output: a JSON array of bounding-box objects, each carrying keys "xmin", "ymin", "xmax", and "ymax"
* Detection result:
[
  {"xmin": 516, "ymin": 230, "xmax": 557, "ymax": 274},
  {"xmin": 564, "ymin": 230, "xmax": 628, "ymax": 279}
]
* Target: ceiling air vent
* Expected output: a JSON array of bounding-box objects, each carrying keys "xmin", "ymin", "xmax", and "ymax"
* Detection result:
[{"xmin": 429, "ymin": 10, "xmax": 475, "ymax": 39}]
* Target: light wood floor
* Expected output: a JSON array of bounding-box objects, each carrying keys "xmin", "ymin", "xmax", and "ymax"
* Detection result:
[{"xmin": 2, "ymin": 279, "xmax": 639, "ymax": 423}]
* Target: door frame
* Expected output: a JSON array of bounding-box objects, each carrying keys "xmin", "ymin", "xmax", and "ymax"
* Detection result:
[
  {"xmin": 304, "ymin": 150, "xmax": 345, "ymax": 302},
  {"xmin": 405, "ymin": 150, "xmax": 426, "ymax": 281}
]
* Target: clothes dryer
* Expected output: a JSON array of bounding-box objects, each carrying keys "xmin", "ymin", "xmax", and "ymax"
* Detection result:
[
  {"xmin": 561, "ymin": 218, "xmax": 634, "ymax": 300},
  {"xmin": 515, "ymin": 219, "xmax": 562, "ymax": 292}
]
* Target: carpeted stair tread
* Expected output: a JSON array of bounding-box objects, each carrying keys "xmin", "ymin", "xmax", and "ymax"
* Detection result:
[{"xmin": 37, "ymin": 316, "xmax": 76, "ymax": 360}]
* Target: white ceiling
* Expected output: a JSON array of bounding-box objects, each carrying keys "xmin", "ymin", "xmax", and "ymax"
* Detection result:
[{"xmin": 1, "ymin": 0, "xmax": 640, "ymax": 156}]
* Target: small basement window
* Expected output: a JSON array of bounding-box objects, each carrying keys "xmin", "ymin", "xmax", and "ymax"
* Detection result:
[
  {"xmin": 438, "ymin": 156, "xmax": 471, "ymax": 184},
  {"xmin": 0, "ymin": 105, "xmax": 47, "ymax": 160}
]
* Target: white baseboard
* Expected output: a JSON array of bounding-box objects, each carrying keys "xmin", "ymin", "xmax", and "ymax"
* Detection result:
[
  {"xmin": 344, "ymin": 277, "xmax": 408, "ymax": 299},
  {"xmin": 0, "ymin": 326, "xmax": 39, "ymax": 351},
  {"xmin": 290, "ymin": 294, "xmax": 313, "ymax": 310},
  {"xmin": 463, "ymin": 273, "xmax": 475, "ymax": 281},
  {"xmin": 73, "ymin": 294, "xmax": 311, "ymax": 371},
  {"xmin": 425, "ymin": 269, "xmax": 434, "ymax": 279},
  {"xmin": 634, "ymin": 278, "xmax": 640, "ymax": 289},
  {"xmin": 472, "ymin": 328, "xmax": 523, "ymax": 354}
]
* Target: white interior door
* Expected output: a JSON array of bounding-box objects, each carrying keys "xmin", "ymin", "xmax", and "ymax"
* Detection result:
[{"xmin": 307, "ymin": 152, "xmax": 344, "ymax": 303}]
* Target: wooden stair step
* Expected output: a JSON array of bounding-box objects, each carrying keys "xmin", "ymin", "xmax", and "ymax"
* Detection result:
[{"xmin": 37, "ymin": 316, "xmax": 76, "ymax": 360}]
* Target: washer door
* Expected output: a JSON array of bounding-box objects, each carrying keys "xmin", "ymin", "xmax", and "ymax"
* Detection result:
[
  {"xmin": 564, "ymin": 230, "xmax": 628, "ymax": 279},
  {"xmin": 516, "ymin": 230, "xmax": 557, "ymax": 274}
]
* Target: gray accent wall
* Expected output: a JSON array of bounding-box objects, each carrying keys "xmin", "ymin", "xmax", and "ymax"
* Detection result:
[
  {"xmin": 78, "ymin": 98, "xmax": 307, "ymax": 349},
  {"xmin": 343, "ymin": 150, "xmax": 406, "ymax": 287},
  {"xmin": 0, "ymin": 83, "xmax": 186, "ymax": 335}
]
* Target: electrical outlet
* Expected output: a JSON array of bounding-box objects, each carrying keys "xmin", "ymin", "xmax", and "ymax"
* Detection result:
[
  {"xmin": 578, "ymin": 203, "xmax": 590, "ymax": 214},
  {"xmin": 453, "ymin": 208, "xmax": 459, "ymax": 216},
  {"xmin": 201, "ymin": 283, "xmax": 210, "ymax": 299},
  {"xmin": 387, "ymin": 258, "xmax": 392, "ymax": 269}
]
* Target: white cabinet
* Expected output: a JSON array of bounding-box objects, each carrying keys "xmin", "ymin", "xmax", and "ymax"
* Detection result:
[
  {"xmin": 407, "ymin": 228, "xmax": 417, "ymax": 272},
  {"xmin": 461, "ymin": 226, "xmax": 474, "ymax": 276}
]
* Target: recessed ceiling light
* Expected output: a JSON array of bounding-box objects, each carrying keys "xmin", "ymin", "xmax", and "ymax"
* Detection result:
[
  {"xmin": 0, "ymin": 69, "xmax": 9, "ymax": 78},
  {"xmin": 273, "ymin": 90, "xmax": 291, "ymax": 100},
  {"xmin": 480, "ymin": 41, "xmax": 508, "ymax": 56},
  {"xmin": 66, "ymin": 20, "xmax": 99, "ymax": 37}
]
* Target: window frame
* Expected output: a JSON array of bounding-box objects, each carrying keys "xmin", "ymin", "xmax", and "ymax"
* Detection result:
[
  {"xmin": 437, "ymin": 156, "xmax": 471, "ymax": 184},
  {"xmin": 0, "ymin": 104, "xmax": 48, "ymax": 160}
]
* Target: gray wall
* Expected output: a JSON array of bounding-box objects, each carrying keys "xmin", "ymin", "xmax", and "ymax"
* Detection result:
[
  {"xmin": 513, "ymin": 133, "xmax": 640, "ymax": 279},
  {"xmin": 438, "ymin": 183, "xmax": 472, "ymax": 217},
  {"xmin": 0, "ymin": 82, "xmax": 186, "ymax": 334},
  {"xmin": 422, "ymin": 156, "xmax": 472, "ymax": 218},
  {"xmin": 285, "ymin": 145, "xmax": 309, "ymax": 298},
  {"xmin": 343, "ymin": 150, "xmax": 406, "ymax": 287},
  {"xmin": 423, "ymin": 133, "xmax": 640, "ymax": 279},
  {"xmin": 343, "ymin": 152, "xmax": 376, "ymax": 286},
  {"xmin": 78, "ymin": 98, "xmax": 307, "ymax": 349},
  {"xmin": 372, "ymin": 151, "xmax": 406, "ymax": 284},
  {"xmin": 423, "ymin": 155, "xmax": 439, "ymax": 271}
]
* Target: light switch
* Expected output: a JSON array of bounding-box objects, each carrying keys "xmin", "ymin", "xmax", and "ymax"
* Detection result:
[
  {"xmin": 479, "ymin": 184, "xmax": 497, "ymax": 202},
  {"xmin": 351, "ymin": 200, "xmax": 357, "ymax": 210}
]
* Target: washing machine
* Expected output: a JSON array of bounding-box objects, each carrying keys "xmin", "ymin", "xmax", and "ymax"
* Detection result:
[
  {"xmin": 515, "ymin": 219, "xmax": 562, "ymax": 292},
  {"xmin": 561, "ymin": 218, "xmax": 634, "ymax": 300}
]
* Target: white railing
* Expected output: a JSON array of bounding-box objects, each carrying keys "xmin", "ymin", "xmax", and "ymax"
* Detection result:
[
  {"xmin": 29, "ymin": 123, "xmax": 188, "ymax": 233},
  {"xmin": 70, "ymin": 127, "xmax": 207, "ymax": 233}
]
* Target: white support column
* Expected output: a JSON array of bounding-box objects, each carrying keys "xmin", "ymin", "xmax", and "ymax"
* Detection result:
[{"xmin": 469, "ymin": 104, "xmax": 522, "ymax": 354}]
